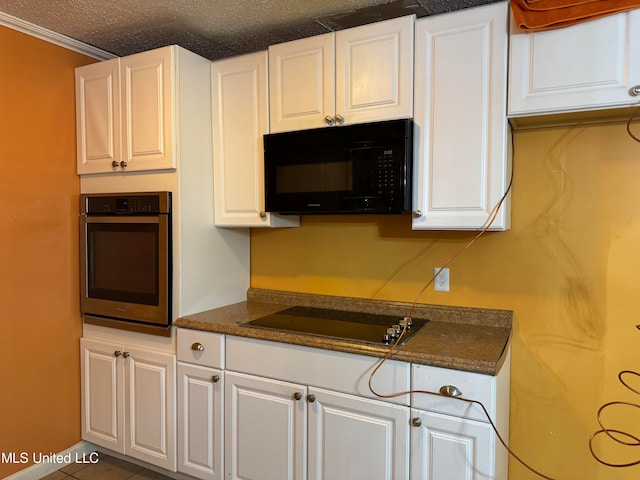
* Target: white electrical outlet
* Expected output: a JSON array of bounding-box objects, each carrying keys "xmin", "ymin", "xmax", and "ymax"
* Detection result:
[{"xmin": 433, "ymin": 267, "xmax": 450, "ymax": 292}]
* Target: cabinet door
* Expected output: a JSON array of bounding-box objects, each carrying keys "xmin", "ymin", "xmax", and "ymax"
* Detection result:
[
  {"xmin": 177, "ymin": 363, "xmax": 223, "ymax": 480},
  {"xmin": 509, "ymin": 10, "xmax": 640, "ymax": 116},
  {"xmin": 75, "ymin": 58, "xmax": 121, "ymax": 174},
  {"xmin": 413, "ymin": 2, "xmax": 511, "ymax": 231},
  {"xmin": 225, "ymin": 371, "xmax": 306, "ymax": 480},
  {"xmin": 269, "ymin": 33, "xmax": 335, "ymax": 133},
  {"xmin": 307, "ymin": 387, "xmax": 410, "ymax": 480},
  {"xmin": 121, "ymin": 46, "xmax": 175, "ymax": 171},
  {"xmin": 212, "ymin": 52, "xmax": 299, "ymax": 228},
  {"xmin": 125, "ymin": 346, "xmax": 177, "ymax": 471},
  {"xmin": 410, "ymin": 409, "xmax": 496, "ymax": 480},
  {"xmin": 80, "ymin": 338, "xmax": 124, "ymax": 453},
  {"xmin": 335, "ymin": 15, "xmax": 414, "ymax": 126}
]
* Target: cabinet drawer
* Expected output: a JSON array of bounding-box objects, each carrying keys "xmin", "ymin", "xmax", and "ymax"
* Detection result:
[
  {"xmin": 177, "ymin": 328, "xmax": 225, "ymax": 368},
  {"xmin": 411, "ymin": 364, "xmax": 496, "ymax": 423}
]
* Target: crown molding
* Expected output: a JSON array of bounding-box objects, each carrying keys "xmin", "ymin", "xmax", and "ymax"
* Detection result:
[{"xmin": 0, "ymin": 11, "xmax": 116, "ymax": 60}]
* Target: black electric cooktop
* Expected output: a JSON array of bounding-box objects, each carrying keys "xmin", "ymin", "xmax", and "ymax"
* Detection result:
[{"xmin": 244, "ymin": 306, "xmax": 428, "ymax": 345}]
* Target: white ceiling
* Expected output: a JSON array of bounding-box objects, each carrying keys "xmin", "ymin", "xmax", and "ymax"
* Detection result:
[{"xmin": 0, "ymin": 0, "xmax": 500, "ymax": 61}]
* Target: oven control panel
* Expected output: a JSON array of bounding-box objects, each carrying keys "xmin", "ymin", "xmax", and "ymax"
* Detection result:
[{"xmin": 81, "ymin": 192, "xmax": 171, "ymax": 215}]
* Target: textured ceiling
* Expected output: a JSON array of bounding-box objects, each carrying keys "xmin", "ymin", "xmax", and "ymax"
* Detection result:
[{"xmin": 0, "ymin": 0, "xmax": 502, "ymax": 61}]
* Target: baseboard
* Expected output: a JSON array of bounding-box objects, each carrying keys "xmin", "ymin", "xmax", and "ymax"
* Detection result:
[{"xmin": 2, "ymin": 441, "xmax": 98, "ymax": 480}]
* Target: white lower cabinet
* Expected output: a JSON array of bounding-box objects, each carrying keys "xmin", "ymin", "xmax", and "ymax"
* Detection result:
[
  {"xmin": 173, "ymin": 330, "xmax": 509, "ymax": 480},
  {"xmin": 177, "ymin": 363, "xmax": 224, "ymax": 480},
  {"xmin": 225, "ymin": 371, "xmax": 306, "ymax": 480},
  {"xmin": 224, "ymin": 335, "xmax": 412, "ymax": 480},
  {"xmin": 411, "ymin": 409, "xmax": 493, "ymax": 480},
  {"xmin": 224, "ymin": 370, "xmax": 410, "ymax": 480},
  {"xmin": 80, "ymin": 337, "xmax": 177, "ymax": 471},
  {"xmin": 176, "ymin": 329, "xmax": 225, "ymax": 480},
  {"xmin": 410, "ymin": 353, "xmax": 510, "ymax": 480},
  {"xmin": 308, "ymin": 386, "xmax": 410, "ymax": 480}
]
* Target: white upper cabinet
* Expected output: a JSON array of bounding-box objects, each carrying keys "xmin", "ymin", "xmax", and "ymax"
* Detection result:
[
  {"xmin": 508, "ymin": 9, "xmax": 640, "ymax": 116},
  {"xmin": 120, "ymin": 48, "xmax": 175, "ymax": 171},
  {"xmin": 76, "ymin": 58, "xmax": 121, "ymax": 173},
  {"xmin": 211, "ymin": 51, "xmax": 299, "ymax": 228},
  {"xmin": 413, "ymin": 2, "xmax": 511, "ymax": 231},
  {"xmin": 76, "ymin": 46, "xmax": 208, "ymax": 175},
  {"xmin": 269, "ymin": 33, "xmax": 334, "ymax": 133},
  {"xmin": 336, "ymin": 16, "xmax": 414, "ymax": 126},
  {"xmin": 269, "ymin": 15, "xmax": 414, "ymax": 133}
]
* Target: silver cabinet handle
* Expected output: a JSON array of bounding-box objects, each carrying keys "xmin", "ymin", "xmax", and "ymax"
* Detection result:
[
  {"xmin": 413, "ymin": 210, "xmax": 422, "ymax": 218},
  {"xmin": 191, "ymin": 342, "xmax": 204, "ymax": 351},
  {"xmin": 114, "ymin": 350, "xmax": 122, "ymax": 357},
  {"xmin": 122, "ymin": 351, "xmax": 130, "ymax": 358},
  {"xmin": 439, "ymin": 385, "xmax": 462, "ymax": 397},
  {"xmin": 307, "ymin": 394, "xmax": 316, "ymax": 403},
  {"xmin": 211, "ymin": 375, "xmax": 220, "ymax": 383},
  {"xmin": 335, "ymin": 114, "xmax": 344, "ymax": 125},
  {"xmin": 293, "ymin": 392, "xmax": 303, "ymax": 401},
  {"xmin": 112, "ymin": 161, "xmax": 119, "ymax": 168},
  {"xmin": 629, "ymin": 85, "xmax": 640, "ymax": 96},
  {"xmin": 259, "ymin": 211, "xmax": 267, "ymax": 219},
  {"xmin": 324, "ymin": 115, "xmax": 335, "ymax": 126},
  {"xmin": 412, "ymin": 417, "xmax": 422, "ymax": 427},
  {"xmin": 119, "ymin": 160, "xmax": 128, "ymax": 168}
]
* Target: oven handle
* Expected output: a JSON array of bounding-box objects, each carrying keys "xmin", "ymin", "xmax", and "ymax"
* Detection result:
[{"xmin": 82, "ymin": 215, "xmax": 164, "ymax": 224}]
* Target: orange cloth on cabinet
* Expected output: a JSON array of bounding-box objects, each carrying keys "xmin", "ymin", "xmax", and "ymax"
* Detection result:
[{"xmin": 510, "ymin": 0, "xmax": 640, "ymax": 31}]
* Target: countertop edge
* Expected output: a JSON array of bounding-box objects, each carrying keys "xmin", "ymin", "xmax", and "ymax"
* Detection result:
[{"xmin": 175, "ymin": 292, "xmax": 512, "ymax": 376}]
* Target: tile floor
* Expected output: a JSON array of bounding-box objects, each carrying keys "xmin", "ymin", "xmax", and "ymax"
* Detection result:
[{"xmin": 39, "ymin": 452, "xmax": 173, "ymax": 480}]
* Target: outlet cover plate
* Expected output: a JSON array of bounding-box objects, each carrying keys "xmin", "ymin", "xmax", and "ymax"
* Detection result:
[{"xmin": 433, "ymin": 267, "xmax": 450, "ymax": 292}]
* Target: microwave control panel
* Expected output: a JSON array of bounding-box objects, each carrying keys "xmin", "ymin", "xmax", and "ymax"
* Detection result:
[{"xmin": 375, "ymin": 149, "xmax": 398, "ymax": 196}]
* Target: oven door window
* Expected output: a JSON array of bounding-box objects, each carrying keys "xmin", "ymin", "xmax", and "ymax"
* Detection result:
[{"xmin": 86, "ymin": 223, "xmax": 159, "ymax": 306}]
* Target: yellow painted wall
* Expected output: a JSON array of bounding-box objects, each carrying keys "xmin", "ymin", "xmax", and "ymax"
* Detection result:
[
  {"xmin": 252, "ymin": 122, "xmax": 640, "ymax": 479},
  {"xmin": 0, "ymin": 27, "xmax": 95, "ymax": 477}
]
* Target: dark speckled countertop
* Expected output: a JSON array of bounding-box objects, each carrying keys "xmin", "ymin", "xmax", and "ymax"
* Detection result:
[{"xmin": 175, "ymin": 288, "xmax": 512, "ymax": 376}]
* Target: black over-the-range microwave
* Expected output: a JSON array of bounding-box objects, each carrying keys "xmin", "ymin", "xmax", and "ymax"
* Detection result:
[{"xmin": 264, "ymin": 118, "xmax": 413, "ymax": 215}]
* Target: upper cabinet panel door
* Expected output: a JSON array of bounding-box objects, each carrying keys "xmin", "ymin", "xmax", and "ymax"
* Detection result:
[
  {"xmin": 335, "ymin": 15, "xmax": 414, "ymax": 125},
  {"xmin": 413, "ymin": 2, "xmax": 511, "ymax": 231},
  {"xmin": 212, "ymin": 52, "xmax": 299, "ymax": 228},
  {"xmin": 76, "ymin": 58, "xmax": 121, "ymax": 174},
  {"xmin": 509, "ymin": 9, "xmax": 640, "ymax": 116},
  {"xmin": 269, "ymin": 15, "xmax": 414, "ymax": 133},
  {"xmin": 121, "ymin": 46, "xmax": 176, "ymax": 171},
  {"xmin": 269, "ymin": 33, "xmax": 335, "ymax": 133}
]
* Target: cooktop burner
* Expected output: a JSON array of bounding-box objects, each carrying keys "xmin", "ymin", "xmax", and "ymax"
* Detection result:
[{"xmin": 244, "ymin": 306, "xmax": 428, "ymax": 345}]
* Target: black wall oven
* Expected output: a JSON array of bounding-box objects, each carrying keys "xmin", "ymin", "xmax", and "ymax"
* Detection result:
[{"xmin": 80, "ymin": 192, "xmax": 172, "ymax": 336}]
